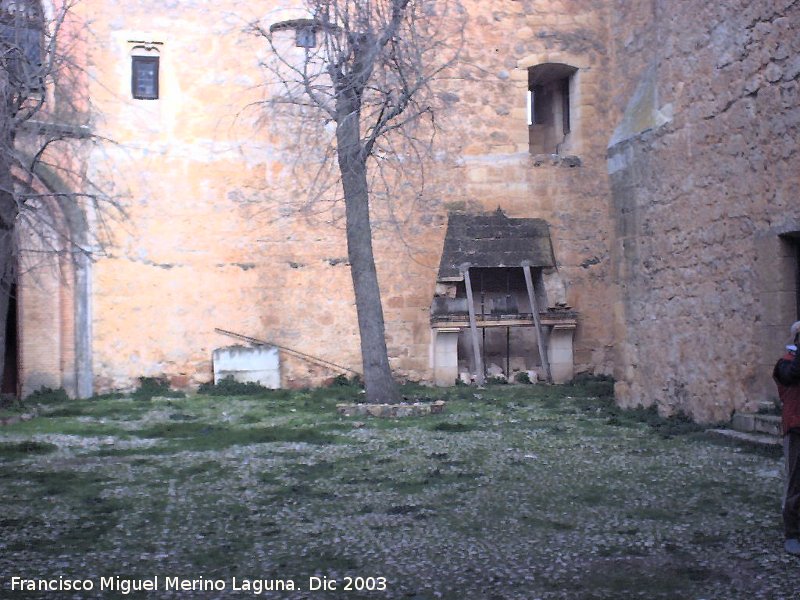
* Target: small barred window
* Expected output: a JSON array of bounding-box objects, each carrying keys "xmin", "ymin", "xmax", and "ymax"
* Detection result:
[{"xmin": 132, "ymin": 55, "xmax": 159, "ymax": 100}]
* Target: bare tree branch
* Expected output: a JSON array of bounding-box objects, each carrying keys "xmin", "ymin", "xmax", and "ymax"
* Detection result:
[{"xmin": 252, "ymin": 0, "xmax": 465, "ymax": 403}]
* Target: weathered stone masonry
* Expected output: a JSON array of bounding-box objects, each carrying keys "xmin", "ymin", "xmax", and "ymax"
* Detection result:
[
  {"xmin": 12, "ymin": 0, "xmax": 799, "ymax": 425},
  {"xmin": 608, "ymin": 0, "xmax": 800, "ymax": 421},
  {"xmin": 57, "ymin": 0, "xmax": 620, "ymax": 394}
]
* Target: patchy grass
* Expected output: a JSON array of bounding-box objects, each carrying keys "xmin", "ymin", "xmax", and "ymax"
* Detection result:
[
  {"xmin": 132, "ymin": 376, "xmax": 186, "ymax": 401},
  {"xmin": 0, "ymin": 382, "xmax": 795, "ymax": 599},
  {"xmin": 134, "ymin": 422, "xmax": 345, "ymax": 450},
  {"xmin": 23, "ymin": 386, "xmax": 71, "ymax": 405},
  {"xmin": 1, "ymin": 467, "xmax": 126, "ymax": 555},
  {"xmin": 197, "ymin": 376, "xmax": 275, "ymax": 396},
  {"xmin": 0, "ymin": 441, "xmax": 57, "ymax": 459}
]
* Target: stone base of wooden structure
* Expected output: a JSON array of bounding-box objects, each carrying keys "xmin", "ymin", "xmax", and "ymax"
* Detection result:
[{"xmin": 337, "ymin": 400, "xmax": 446, "ymax": 418}]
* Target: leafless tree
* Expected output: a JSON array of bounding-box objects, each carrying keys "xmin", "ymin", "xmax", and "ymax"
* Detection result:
[
  {"xmin": 253, "ymin": 0, "xmax": 464, "ymax": 403},
  {"xmin": 0, "ymin": 0, "xmax": 115, "ymax": 395}
]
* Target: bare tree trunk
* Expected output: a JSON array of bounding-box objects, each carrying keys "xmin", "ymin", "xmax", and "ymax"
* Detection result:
[
  {"xmin": 259, "ymin": 1, "xmax": 463, "ymax": 401},
  {"xmin": 337, "ymin": 97, "xmax": 400, "ymax": 404}
]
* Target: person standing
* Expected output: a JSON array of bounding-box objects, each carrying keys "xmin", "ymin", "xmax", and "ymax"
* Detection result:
[{"xmin": 774, "ymin": 321, "xmax": 800, "ymax": 556}]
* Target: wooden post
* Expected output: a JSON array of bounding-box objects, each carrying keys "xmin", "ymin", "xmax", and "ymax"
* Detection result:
[
  {"xmin": 522, "ymin": 261, "xmax": 552, "ymax": 383},
  {"xmin": 461, "ymin": 265, "xmax": 485, "ymax": 386},
  {"xmin": 506, "ymin": 326, "xmax": 510, "ymax": 380}
]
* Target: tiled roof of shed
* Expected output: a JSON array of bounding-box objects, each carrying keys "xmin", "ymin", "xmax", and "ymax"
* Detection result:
[{"xmin": 437, "ymin": 210, "xmax": 555, "ymax": 281}]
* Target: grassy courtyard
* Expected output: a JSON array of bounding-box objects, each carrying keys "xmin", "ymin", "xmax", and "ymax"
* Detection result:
[{"xmin": 0, "ymin": 380, "xmax": 798, "ymax": 599}]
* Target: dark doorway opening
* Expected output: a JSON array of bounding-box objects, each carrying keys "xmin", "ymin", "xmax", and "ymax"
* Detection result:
[
  {"xmin": 2, "ymin": 284, "xmax": 18, "ymax": 396},
  {"xmin": 795, "ymin": 239, "xmax": 800, "ymax": 320},
  {"xmin": 783, "ymin": 233, "xmax": 800, "ymax": 321}
]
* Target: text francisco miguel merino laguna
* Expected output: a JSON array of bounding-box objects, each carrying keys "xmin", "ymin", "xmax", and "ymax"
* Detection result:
[{"xmin": 10, "ymin": 575, "xmax": 389, "ymax": 594}]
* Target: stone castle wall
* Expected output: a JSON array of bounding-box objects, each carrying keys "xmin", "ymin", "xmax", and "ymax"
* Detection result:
[
  {"xmin": 608, "ymin": 0, "xmax": 800, "ymax": 421},
  {"xmin": 17, "ymin": 0, "xmax": 796, "ymax": 421},
  {"xmin": 69, "ymin": 0, "xmax": 619, "ymax": 392}
]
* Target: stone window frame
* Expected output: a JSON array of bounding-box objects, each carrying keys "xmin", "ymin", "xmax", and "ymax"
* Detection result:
[
  {"xmin": 512, "ymin": 52, "xmax": 590, "ymax": 157},
  {"xmin": 526, "ymin": 63, "xmax": 578, "ymax": 155},
  {"xmin": 129, "ymin": 41, "xmax": 162, "ymax": 101},
  {"xmin": 269, "ymin": 18, "xmax": 319, "ymax": 49}
]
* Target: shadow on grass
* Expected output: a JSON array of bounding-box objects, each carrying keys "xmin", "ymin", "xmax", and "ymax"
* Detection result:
[
  {"xmin": 697, "ymin": 432, "xmax": 783, "ymax": 459},
  {"xmin": 0, "ymin": 441, "xmax": 57, "ymax": 459},
  {"xmin": 572, "ymin": 557, "xmax": 731, "ymax": 599},
  {"xmin": 1, "ymin": 468, "xmax": 124, "ymax": 554},
  {"xmin": 393, "ymin": 469, "xmax": 483, "ymax": 493},
  {"xmin": 134, "ymin": 422, "xmax": 345, "ymax": 450},
  {"xmin": 430, "ymin": 422, "xmax": 477, "ymax": 433}
]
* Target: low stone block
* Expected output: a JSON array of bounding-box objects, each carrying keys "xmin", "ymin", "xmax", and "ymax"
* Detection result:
[
  {"xmin": 753, "ymin": 415, "xmax": 781, "ymax": 437},
  {"xmin": 213, "ymin": 345, "xmax": 280, "ymax": 389},
  {"xmin": 731, "ymin": 412, "xmax": 755, "ymax": 433},
  {"xmin": 336, "ymin": 403, "xmax": 356, "ymax": 417},
  {"xmin": 366, "ymin": 405, "xmax": 384, "ymax": 417}
]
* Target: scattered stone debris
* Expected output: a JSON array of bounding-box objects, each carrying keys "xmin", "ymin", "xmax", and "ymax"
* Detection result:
[
  {"xmin": 0, "ymin": 387, "xmax": 796, "ymax": 598},
  {"xmin": 0, "ymin": 411, "xmax": 37, "ymax": 426},
  {"xmin": 336, "ymin": 400, "xmax": 446, "ymax": 418}
]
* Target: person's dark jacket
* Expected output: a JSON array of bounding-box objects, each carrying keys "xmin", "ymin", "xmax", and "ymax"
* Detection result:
[{"xmin": 774, "ymin": 347, "xmax": 800, "ymax": 435}]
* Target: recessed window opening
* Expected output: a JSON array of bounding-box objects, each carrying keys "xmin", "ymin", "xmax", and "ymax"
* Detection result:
[
  {"xmin": 295, "ymin": 25, "xmax": 316, "ymax": 48},
  {"xmin": 527, "ymin": 62, "xmax": 577, "ymax": 155},
  {"xmin": 132, "ymin": 55, "xmax": 159, "ymax": 100}
]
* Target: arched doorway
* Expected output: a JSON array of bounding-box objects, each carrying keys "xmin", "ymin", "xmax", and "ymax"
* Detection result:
[
  {"xmin": 1, "ymin": 283, "xmax": 17, "ymax": 396},
  {"xmin": 11, "ymin": 164, "xmax": 92, "ymax": 399}
]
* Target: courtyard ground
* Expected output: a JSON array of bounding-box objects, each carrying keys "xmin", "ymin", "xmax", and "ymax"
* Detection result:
[{"xmin": 0, "ymin": 379, "xmax": 798, "ymax": 599}]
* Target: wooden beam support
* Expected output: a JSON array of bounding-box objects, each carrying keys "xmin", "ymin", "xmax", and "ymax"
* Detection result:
[
  {"xmin": 461, "ymin": 265, "xmax": 485, "ymax": 386},
  {"xmin": 522, "ymin": 262, "xmax": 552, "ymax": 383}
]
